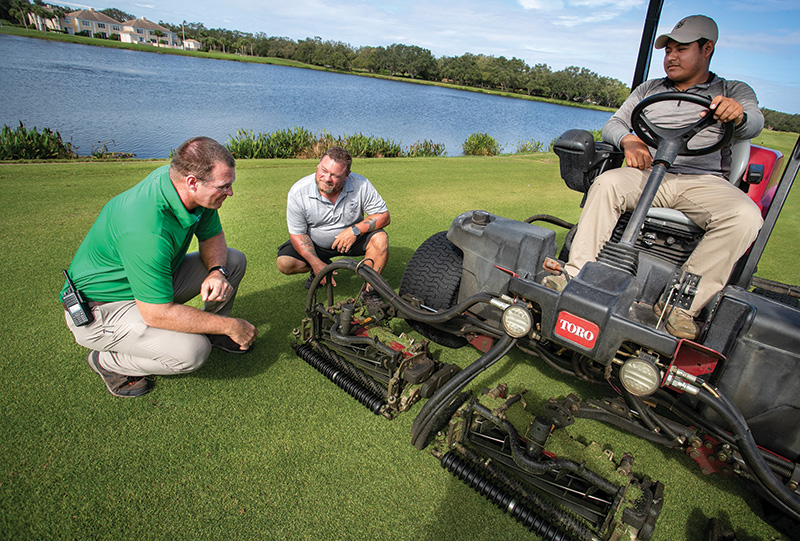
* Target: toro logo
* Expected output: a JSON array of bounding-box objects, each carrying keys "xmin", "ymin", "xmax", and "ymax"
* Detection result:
[{"xmin": 555, "ymin": 311, "xmax": 599, "ymax": 349}]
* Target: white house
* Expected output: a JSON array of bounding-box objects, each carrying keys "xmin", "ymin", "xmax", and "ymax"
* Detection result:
[
  {"xmin": 63, "ymin": 9, "xmax": 123, "ymax": 38},
  {"xmin": 119, "ymin": 18, "xmax": 179, "ymax": 48},
  {"xmin": 183, "ymin": 38, "xmax": 202, "ymax": 51}
]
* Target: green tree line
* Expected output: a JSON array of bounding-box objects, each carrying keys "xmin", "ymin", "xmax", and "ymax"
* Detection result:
[{"xmin": 161, "ymin": 22, "xmax": 630, "ymax": 107}]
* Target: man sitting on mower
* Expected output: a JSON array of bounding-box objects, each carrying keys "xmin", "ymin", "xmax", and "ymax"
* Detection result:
[{"xmin": 545, "ymin": 15, "xmax": 764, "ymax": 340}]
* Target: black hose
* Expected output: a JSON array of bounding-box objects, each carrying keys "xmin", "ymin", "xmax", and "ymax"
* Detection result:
[
  {"xmin": 695, "ymin": 387, "xmax": 800, "ymax": 521},
  {"xmin": 470, "ymin": 403, "xmax": 621, "ymax": 495},
  {"xmin": 650, "ymin": 390, "xmax": 794, "ymax": 478},
  {"xmin": 524, "ymin": 214, "xmax": 576, "ymax": 230},
  {"xmin": 327, "ymin": 312, "xmax": 402, "ymax": 361},
  {"xmin": 305, "ymin": 259, "xmax": 496, "ymax": 325},
  {"xmin": 624, "ymin": 392, "xmax": 683, "ymax": 443},
  {"xmin": 411, "ymin": 334, "xmax": 516, "ymax": 449},
  {"xmin": 293, "ymin": 343, "xmax": 384, "ymax": 415},
  {"xmin": 518, "ymin": 344, "xmax": 576, "ymax": 377},
  {"xmin": 572, "ymin": 407, "xmax": 680, "ymax": 448},
  {"xmin": 441, "ymin": 451, "xmax": 575, "ymax": 541}
]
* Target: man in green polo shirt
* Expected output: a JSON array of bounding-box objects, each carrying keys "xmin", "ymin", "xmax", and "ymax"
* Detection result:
[{"xmin": 61, "ymin": 137, "xmax": 258, "ymax": 398}]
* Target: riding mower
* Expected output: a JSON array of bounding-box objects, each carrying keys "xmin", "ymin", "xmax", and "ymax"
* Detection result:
[
  {"xmin": 293, "ymin": 93, "xmax": 799, "ymax": 538},
  {"xmin": 291, "ymin": 2, "xmax": 800, "ymax": 538}
]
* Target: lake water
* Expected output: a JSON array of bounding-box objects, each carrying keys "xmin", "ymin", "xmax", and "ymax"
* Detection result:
[{"xmin": 0, "ymin": 34, "xmax": 612, "ymax": 159}]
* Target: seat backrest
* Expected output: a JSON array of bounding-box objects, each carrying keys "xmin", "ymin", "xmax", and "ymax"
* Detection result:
[
  {"xmin": 728, "ymin": 138, "xmax": 751, "ymax": 187},
  {"xmin": 744, "ymin": 145, "xmax": 785, "ymax": 216}
]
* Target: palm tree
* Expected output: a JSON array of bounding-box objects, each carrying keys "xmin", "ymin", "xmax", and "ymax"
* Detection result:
[
  {"xmin": 29, "ymin": 4, "xmax": 56, "ymax": 33},
  {"xmin": 9, "ymin": 0, "xmax": 32, "ymax": 31}
]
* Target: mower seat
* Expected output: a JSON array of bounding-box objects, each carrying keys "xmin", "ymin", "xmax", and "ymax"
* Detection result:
[
  {"xmin": 554, "ymin": 130, "xmax": 785, "ymax": 229},
  {"xmin": 645, "ymin": 138, "xmax": 751, "ymax": 228}
]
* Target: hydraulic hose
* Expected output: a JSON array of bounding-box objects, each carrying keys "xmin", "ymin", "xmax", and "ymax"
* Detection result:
[
  {"xmin": 411, "ymin": 334, "xmax": 516, "ymax": 449},
  {"xmin": 305, "ymin": 259, "xmax": 496, "ymax": 324},
  {"xmin": 695, "ymin": 387, "xmax": 800, "ymax": 521},
  {"xmin": 471, "ymin": 403, "xmax": 620, "ymax": 495},
  {"xmin": 624, "ymin": 392, "xmax": 684, "ymax": 444},
  {"xmin": 651, "ymin": 390, "xmax": 794, "ymax": 478},
  {"xmin": 326, "ymin": 312, "xmax": 402, "ymax": 361}
]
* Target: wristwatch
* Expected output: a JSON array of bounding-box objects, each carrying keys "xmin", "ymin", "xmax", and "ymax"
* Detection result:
[
  {"xmin": 351, "ymin": 225, "xmax": 361, "ymax": 237},
  {"xmin": 208, "ymin": 265, "xmax": 229, "ymax": 279}
]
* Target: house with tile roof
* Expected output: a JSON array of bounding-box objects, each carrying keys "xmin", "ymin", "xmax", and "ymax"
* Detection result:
[
  {"xmin": 63, "ymin": 9, "xmax": 123, "ymax": 39},
  {"xmin": 119, "ymin": 18, "xmax": 179, "ymax": 48}
]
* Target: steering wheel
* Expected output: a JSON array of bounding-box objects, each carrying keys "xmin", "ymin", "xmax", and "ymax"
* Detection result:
[{"xmin": 630, "ymin": 92, "xmax": 735, "ymax": 158}]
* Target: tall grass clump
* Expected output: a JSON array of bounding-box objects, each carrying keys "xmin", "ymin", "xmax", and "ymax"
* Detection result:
[
  {"xmin": 514, "ymin": 139, "xmax": 545, "ymax": 154},
  {"xmin": 226, "ymin": 127, "xmax": 316, "ymax": 159},
  {"xmin": 462, "ymin": 132, "xmax": 501, "ymax": 156},
  {"xmin": 341, "ymin": 133, "xmax": 403, "ymax": 158},
  {"xmin": 407, "ymin": 139, "xmax": 446, "ymax": 157},
  {"xmin": 0, "ymin": 122, "xmax": 76, "ymax": 160},
  {"xmin": 225, "ymin": 128, "xmax": 432, "ymax": 159}
]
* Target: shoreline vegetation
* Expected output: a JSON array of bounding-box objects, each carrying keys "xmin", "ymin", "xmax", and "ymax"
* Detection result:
[{"xmin": 1, "ymin": 120, "xmax": 586, "ymax": 160}]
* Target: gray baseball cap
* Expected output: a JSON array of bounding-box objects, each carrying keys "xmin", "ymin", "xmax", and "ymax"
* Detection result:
[{"xmin": 655, "ymin": 15, "xmax": 718, "ymax": 49}]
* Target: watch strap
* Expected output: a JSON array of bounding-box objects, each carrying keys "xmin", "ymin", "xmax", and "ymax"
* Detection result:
[{"xmin": 208, "ymin": 265, "xmax": 229, "ymax": 279}]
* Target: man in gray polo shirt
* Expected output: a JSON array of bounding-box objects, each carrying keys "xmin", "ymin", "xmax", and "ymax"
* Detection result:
[
  {"xmin": 544, "ymin": 15, "xmax": 764, "ymax": 340},
  {"xmin": 277, "ymin": 146, "xmax": 390, "ymax": 289}
]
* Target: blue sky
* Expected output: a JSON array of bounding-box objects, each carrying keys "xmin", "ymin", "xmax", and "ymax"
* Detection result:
[{"xmin": 62, "ymin": 0, "xmax": 800, "ymax": 113}]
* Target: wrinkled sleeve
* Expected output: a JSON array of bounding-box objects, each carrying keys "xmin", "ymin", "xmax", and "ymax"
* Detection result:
[
  {"xmin": 728, "ymin": 81, "xmax": 764, "ymax": 140},
  {"xmin": 360, "ymin": 179, "xmax": 388, "ymax": 216},
  {"xmin": 602, "ymin": 83, "xmax": 653, "ymax": 149},
  {"xmin": 286, "ymin": 186, "xmax": 309, "ymax": 236}
]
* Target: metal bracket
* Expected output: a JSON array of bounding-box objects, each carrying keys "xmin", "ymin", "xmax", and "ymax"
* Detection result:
[{"xmin": 660, "ymin": 269, "xmax": 701, "ymax": 311}]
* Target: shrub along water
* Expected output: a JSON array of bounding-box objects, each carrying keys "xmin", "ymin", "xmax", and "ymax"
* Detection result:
[
  {"xmin": 225, "ymin": 127, "xmax": 445, "ymax": 159},
  {"xmin": 462, "ymin": 132, "xmax": 502, "ymax": 156},
  {"xmin": 0, "ymin": 122, "xmax": 591, "ymax": 161},
  {"xmin": 0, "ymin": 122, "xmax": 76, "ymax": 160}
]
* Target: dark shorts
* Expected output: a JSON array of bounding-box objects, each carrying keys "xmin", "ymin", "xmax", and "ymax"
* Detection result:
[{"xmin": 277, "ymin": 230, "xmax": 382, "ymax": 265}]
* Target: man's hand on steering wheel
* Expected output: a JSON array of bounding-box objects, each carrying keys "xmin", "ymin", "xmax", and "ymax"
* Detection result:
[
  {"xmin": 620, "ymin": 134, "xmax": 654, "ymax": 170},
  {"xmin": 631, "ymin": 92, "xmax": 735, "ymax": 164},
  {"xmin": 703, "ymin": 95, "xmax": 745, "ymax": 125}
]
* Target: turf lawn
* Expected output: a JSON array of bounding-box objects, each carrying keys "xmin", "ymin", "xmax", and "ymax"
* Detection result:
[{"xmin": 1, "ymin": 133, "xmax": 798, "ymax": 540}]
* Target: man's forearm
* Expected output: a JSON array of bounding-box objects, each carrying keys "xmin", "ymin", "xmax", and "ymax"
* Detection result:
[
  {"xmin": 355, "ymin": 212, "xmax": 391, "ymax": 234},
  {"xmin": 137, "ymin": 300, "xmax": 235, "ymax": 335},
  {"xmin": 199, "ymin": 232, "xmax": 228, "ymax": 270},
  {"xmin": 289, "ymin": 233, "xmax": 325, "ymax": 268}
]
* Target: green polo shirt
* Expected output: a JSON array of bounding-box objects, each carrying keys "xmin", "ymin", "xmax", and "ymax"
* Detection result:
[{"xmin": 60, "ymin": 165, "xmax": 222, "ymax": 304}]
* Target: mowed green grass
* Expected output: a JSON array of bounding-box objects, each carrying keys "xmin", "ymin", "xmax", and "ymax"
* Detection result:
[{"xmin": 1, "ymin": 134, "xmax": 797, "ymax": 540}]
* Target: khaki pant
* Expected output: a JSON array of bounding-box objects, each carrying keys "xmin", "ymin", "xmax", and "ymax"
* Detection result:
[
  {"xmin": 64, "ymin": 248, "xmax": 246, "ymax": 377},
  {"xmin": 565, "ymin": 168, "xmax": 762, "ymax": 315}
]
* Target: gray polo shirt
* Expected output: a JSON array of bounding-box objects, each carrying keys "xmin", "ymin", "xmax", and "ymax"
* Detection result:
[
  {"xmin": 286, "ymin": 172, "xmax": 388, "ymax": 248},
  {"xmin": 602, "ymin": 74, "xmax": 763, "ymax": 178}
]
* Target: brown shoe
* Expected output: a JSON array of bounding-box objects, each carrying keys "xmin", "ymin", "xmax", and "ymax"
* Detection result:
[
  {"xmin": 86, "ymin": 351, "xmax": 153, "ymax": 397},
  {"xmin": 542, "ymin": 274, "xmax": 568, "ymax": 292},
  {"xmin": 653, "ymin": 301, "xmax": 698, "ymax": 340}
]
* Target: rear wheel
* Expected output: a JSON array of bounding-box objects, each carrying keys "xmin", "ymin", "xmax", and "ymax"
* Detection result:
[{"xmin": 399, "ymin": 232, "xmax": 468, "ymax": 348}]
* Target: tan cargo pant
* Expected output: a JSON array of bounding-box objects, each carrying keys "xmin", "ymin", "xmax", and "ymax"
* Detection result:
[
  {"xmin": 64, "ymin": 248, "xmax": 246, "ymax": 377},
  {"xmin": 564, "ymin": 168, "xmax": 762, "ymax": 315}
]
